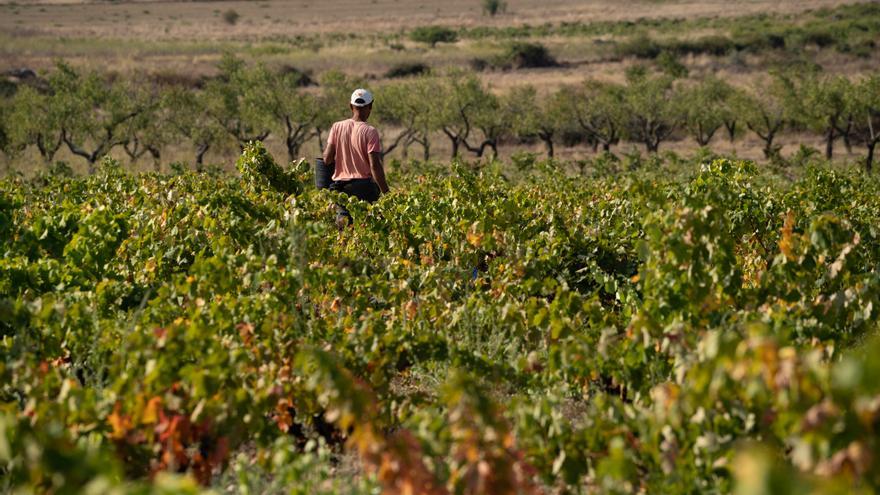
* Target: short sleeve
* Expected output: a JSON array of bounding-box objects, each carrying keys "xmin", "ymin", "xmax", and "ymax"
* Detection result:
[
  {"xmin": 366, "ymin": 127, "xmax": 382, "ymax": 154},
  {"xmin": 326, "ymin": 122, "xmax": 338, "ymax": 146}
]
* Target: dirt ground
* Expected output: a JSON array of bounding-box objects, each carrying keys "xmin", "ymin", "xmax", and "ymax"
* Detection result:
[{"xmin": 0, "ymin": 0, "xmax": 864, "ymax": 40}]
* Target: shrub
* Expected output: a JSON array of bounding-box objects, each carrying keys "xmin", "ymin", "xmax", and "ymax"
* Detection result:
[
  {"xmin": 656, "ymin": 51, "xmax": 688, "ymax": 78},
  {"xmin": 618, "ymin": 34, "xmax": 735, "ymax": 59},
  {"xmin": 469, "ymin": 58, "xmax": 490, "ymax": 71},
  {"xmin": 222, "ymin": 9, "xmax": 240, "ymax": 25},
  {"xmin": 616, "ymin": 34, "xmax": 663, "ymax": 59},
  {"xmin": 482, "ymin": 0, "xmax": 507, "ymax": 16},
  {"xmin": 384, "ymin": 62, "xmax": 430, "ymax": 79},
  {"xmin": 673, "ymin": 35, "xmax": 735, "ymax": 56},
  {"xmin": 278, "ymin": 65, "xmax": 315, "ymax": 87},
  {"xmin": 409, "ymin": 26, "xmax": 457, "ymax": 47},
  {"xmin": 495, "ymin": 42, "xmax": 558, "ymax": 69}
]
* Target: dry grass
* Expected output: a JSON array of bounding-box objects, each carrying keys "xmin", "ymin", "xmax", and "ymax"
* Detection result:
[
  {"xmin": 0, "ymin": 0, "xmax": 872, "ymax": 79},
  {"xmin": 0, "ymin": 0, "xmax": 865, "ymax": 40}
]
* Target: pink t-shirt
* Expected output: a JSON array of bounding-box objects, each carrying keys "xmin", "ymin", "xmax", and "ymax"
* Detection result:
[{"xmin": 327, "ymin": 119, "xmax": 382, "ymax": 181}]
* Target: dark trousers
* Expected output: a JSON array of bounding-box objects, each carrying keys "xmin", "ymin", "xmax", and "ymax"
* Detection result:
[{"xmin": 330, "ymin": 178, "xmax": 380, "ymax": 223}]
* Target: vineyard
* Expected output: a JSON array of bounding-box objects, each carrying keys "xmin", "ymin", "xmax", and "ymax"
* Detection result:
[{"xmin": 1, "ymin": 144, "xmax": 879, "ymax": 493}]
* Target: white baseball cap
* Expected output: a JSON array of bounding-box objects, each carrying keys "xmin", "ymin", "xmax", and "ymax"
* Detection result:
[{"xmin": 350, "ymin": 88, "xmax": 374, "ymax": 107}]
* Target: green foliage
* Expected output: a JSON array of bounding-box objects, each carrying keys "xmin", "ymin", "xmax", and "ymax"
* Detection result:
[
  {"xmin": 481, "ymin": 0, "xmax": 507, "ymax": 17},
  {"xmin": 847, "ymin": 73, "xmax": 880, "ymax": 171},
  {"xmin": 2, "ymin": 59, "xmax": 880, "ymax": 173},
  {"xmin": 409, "ymin": 26, "xmax": 458, "ymax": 47},
  {"xmin": 245, "ymin": 62, "xmax": 322, "ymax": 162},
  {"xmin": 616, "ymin": 33, "xmax": 663, "ymax": 59},
  {"xmin": 235, "ymin": 141, "xmax": 304, "ymax": 196},
  {"xmin": 222, "ymin": 9, "xmax": 240, "ymax": 25},
  {"xmin": 2, "ymin": 150, "xmax": 880, "ymax": 493},
  {"xmin": 506, "ymin": 85, "xmax": 575, "ymax": 158},
  {"xmin": 7, "ymin": 79, "xmax": 64, "ymax": 163},
  {"xmin": 622, "ymin": 71, "xmax": 683, "ymax": 153},
  {"xmin": 493, "ymin": 42, "xmax": 558, "ymax": 69},
  {"xmin": 433, "ymin": 71, "xmax": 498, "ymax": 158},
  {"xmin": 384, "ymin": 62, "xmax": 430, "ymax": 79},
  {"xmin": 740, "ymin": 74, "xmax": 791, "ymax": 159},
  {"xmin": 563, "ymin": 80, "xmax": 626, "ymax": 152},
  {"xmin": 681, "ymin": 76, "xmax": 735, "ymax": 146},
  {"xmin": 778, "ymin": 70, "xmax": 852, "ymax": 159},
  {"xmin": 201, "ymin": 54, "xmax": 274, "ymax": 147},
  {"xmin": 656, "ymin": 51, "xmax": 688, "ymax": 78}
]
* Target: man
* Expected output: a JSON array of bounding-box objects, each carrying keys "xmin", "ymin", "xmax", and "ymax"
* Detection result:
[{"xmin": 323, "ymin": 88, "xmax": 390, "ymax": 228}]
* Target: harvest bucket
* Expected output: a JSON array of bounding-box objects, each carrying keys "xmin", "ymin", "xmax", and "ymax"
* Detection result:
[{"xmin": 315, "ymin": 157, "xmax": 334, "ymax": 189}]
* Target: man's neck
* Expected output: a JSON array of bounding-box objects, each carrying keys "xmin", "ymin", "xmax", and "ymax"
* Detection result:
[{"xmin": 351, "ymin": 112, "xmax": 368, "ymax": 122}]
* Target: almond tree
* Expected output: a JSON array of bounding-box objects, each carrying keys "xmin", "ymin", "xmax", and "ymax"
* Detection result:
[
  {"xmin": 682, "ymin": 76, "xmax": 734, "ymax": 147},
  {"xmin": 55, "ymin": 64, "xmax": 144, "ymax": 172},
  {"xmin": 622, "ymin": 71, "xmax": 682, "ymax": 153},
  {"xmin": 377, "ymin": 78, "xmax": 437, "ymax": 161},
  {"xmin": 164, "ymin": 87, "xmax": 228, "ymax": 170},
  {"xmin": 740, "ymin": 75, "xmax": 789, "ymax": 159},
  {"xmin": 566, "ymin": 80, "xmax": 626, "ymax": 152},
  {"xmin": 202, "ymin": 55, "xmax": 273, "ymax": 149},
  {"xmin": 781, "ymin": 71, "xmax": 852, "ymax": 159},
  {"xmin": 720, "ymin": 86, "xmax": 749, "ymax": 144},
  {"xmin": 248, "ymin": 64, "xmax": 321, "ymax": 162},
  {"xmin": 506, "ymin": 85, "xmax": 571, "ymax": 158},
  {"xmin": 119, "ymin": 81, "xmax": 172, "ymax": 170},
  {"xmin": 464, "ymin": 89, "xmax": 510, "ymax": 159},
  {"xmin": 6, "ymin": 84, "xmax": 63, "ymax": 163},
  {"xmin": 435, "ymin": 72, "xmax": 488, "ymax": 159},
  {"xmin": 849, "ymin": 73, "xmax": 880, "ymax": 172}
]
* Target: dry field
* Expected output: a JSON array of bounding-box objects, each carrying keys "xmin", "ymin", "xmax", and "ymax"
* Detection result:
[
  {"xmin": 0, "ymin": 0, "xmax": 870, "ymax": 77},
  {"xmin": 0, "ymin": 0, "xmax": 865, "ymax": 39}
]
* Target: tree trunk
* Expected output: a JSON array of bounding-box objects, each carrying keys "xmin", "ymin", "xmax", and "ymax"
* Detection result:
[
  {"xmin": 725, "ymin": 121, "xmax": 736, "ymax": 143},
  {"xmin": 384, "ymin": 129, "xmax": 412, "ymax": 157},
  {"xmin": 696, "ymin": 125, "xmax": 717, "ymax": 147},
  {"xmin": 646, "ymin": 133, "xmax": 659, "ymax": 153},
  {"xmin": 542, "ymin": 136, "xmax": 554, "ymax": 158},
  {"xmin": 149, "ymin": 146, "xmax": 161, "ymax": 172},
  {"xmin": 825, "ymin": 127, "xmax": 834, "ymax": 160},
  {"xmin": 195, "ymin": 143, "xmax": 210, "ymax": 171},
  {"xmin": 315, "ymin": 127, "xmax": 325, "ymax": 153},
  {"xmin": 286, "ymin": 137, "xmax": 300, "ymax": 163},
  {"xmin": 838, "ymin": 116, "xmax": 854, "ymax": 154},
  {"xmin": 63, "ymin": 135, "xmax": 99, "ymax": 173},
  {"xmin": 36, "ymin": 135, "xmax": 61, "ymax": 163},
  {"xmin": 867, "ymin": 141, "xmax": 876, "ymax": 174}
]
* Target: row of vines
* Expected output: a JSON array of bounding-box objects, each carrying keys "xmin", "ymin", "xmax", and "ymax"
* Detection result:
[{"xmin": 2, "ymin": 146, "xmax": 880, "ymax": 493}]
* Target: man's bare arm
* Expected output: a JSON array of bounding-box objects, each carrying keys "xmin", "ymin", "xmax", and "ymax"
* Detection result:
[{"xmin": 369, "ymin": 152, "xmax": 389, "ymax": 194}]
